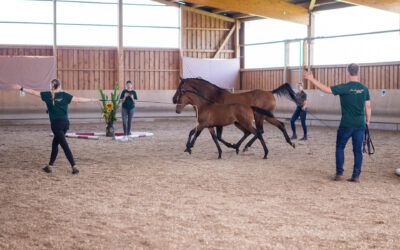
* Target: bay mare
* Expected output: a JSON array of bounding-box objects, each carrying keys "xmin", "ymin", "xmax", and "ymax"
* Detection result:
[
  {"xmin": 174, "ymin": 84, "xmax": 276, "ymax": 159},
  {"xmin": 172, "ymin": 78, "xmax": 302, "ymax": 152}
]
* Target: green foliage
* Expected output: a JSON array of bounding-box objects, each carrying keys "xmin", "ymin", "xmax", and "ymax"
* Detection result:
[{"xmin": 98, "ymin": 83, "xmax": 121, "ymax": 124}]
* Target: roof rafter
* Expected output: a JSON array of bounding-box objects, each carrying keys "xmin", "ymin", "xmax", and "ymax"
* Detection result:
[
  {"xmin": 338, "ymin": 0, "xmax": 400, "ymax": 13},
  {"xmin": 180, "ymin": 0, "xmax": 309, "ymax": 24}
]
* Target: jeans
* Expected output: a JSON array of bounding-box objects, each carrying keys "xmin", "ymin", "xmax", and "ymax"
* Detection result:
[
  {"xmin": 335, "ymin": 126, "xmax": 365, "ymax": 178},
  {"xmin": 290, "ymin": 106, "xmax": 307, "ymax": 136},
  {"xmin": 50, "ymin": 118, "xmax": 75, "ymax": 167},
  {"xmin": 122, "ymin": 107, "xmax": 135, "ymax": 135}
]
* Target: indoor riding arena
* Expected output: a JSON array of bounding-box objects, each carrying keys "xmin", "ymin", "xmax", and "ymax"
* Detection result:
[{"xmin": 1, "ymin": 0, "xmax": 399, "ymax": 249}]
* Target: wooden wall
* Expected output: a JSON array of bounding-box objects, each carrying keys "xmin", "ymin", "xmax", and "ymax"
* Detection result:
[
  {"xmin": 57, "ymin": 47, "xmax": 117, "ymax": 90},
  {"xmin": 0, "ymin": 46, "xmax": 53, "ymax": 56},
  {"xmin": 241, "ymin": 62, "xmax": 400, "ymax": 90},
  {"xmin": 241, "ymin": 68, "xmax": 285, "ymax": 90},
  {"xmin": 123, "ymin": 48, "xmax": 180, "ymax": 90},
  {"xmin": 181, "ymin": 9, "xmax": 235, "ymax": 59}
]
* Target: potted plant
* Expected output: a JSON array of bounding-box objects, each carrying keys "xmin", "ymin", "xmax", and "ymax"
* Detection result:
[{"xmin": 98, "ymin": 84, "xmax": 121, "ymax": 137}]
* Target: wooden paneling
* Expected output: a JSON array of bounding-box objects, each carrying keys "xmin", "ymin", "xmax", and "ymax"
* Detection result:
[
  {"xmin": 241, "ymin": 68, "xmax": 285, "ymax": 90},
  {"xmin": 123, "ymin": 48, "xmax": 180, "ymax": 90},
  {"xmin": 181, "ymin": 9, "xmax": 236, "ymax": 59},
  {"xmin": 56, "ymin": 47, "xmax": 118, "ymax": 90},
  {"xmin": 241, "ymin": 62, "xmax": 400, "ymax": 90},
  {"xmin": 0, "ymin": 46, "xmax": 53, "ymax": 56}
]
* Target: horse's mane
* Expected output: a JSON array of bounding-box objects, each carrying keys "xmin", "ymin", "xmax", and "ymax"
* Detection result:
[{"xmin": 185, "ymin": 77, "xmax": 228, "ymax": 93}]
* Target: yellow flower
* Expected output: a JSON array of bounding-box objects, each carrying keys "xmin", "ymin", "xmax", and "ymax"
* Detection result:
[
  {"xmin": 102, "ymin": 113, "xmax": 105, "ymax": 117},
  {"xmin": 106, "ymin": 103, "xmax": 113, "ymax": 109},
  {"xmin": 107, "ymin": 108, "xmax": 112, "ymax": 113}
]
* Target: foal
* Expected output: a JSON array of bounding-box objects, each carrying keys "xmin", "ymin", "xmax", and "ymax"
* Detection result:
[{"xmin": 176, "ymin": 89, "xmax": 271, "ymax": 159}]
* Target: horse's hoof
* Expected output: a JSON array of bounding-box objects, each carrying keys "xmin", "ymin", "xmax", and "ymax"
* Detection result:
[
  {"xmin": 292, "ymin": 143, "xmax": 296, "ymax": 149},
  {"xmin": 235, "ymin": 148, "xmax": 239, "ymax": 155},
  {"xmin": 243, "ymin": 147, "xmax": 248, "ymax": 152}
]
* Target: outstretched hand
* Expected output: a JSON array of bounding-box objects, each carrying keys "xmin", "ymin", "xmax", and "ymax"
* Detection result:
[
  {"xmin": 303, "ymin": 70, "xmax": 314, "ymax": 81},
  {"xmin": 13, "ymin": 83, "xmax": 22, "ymax": 90}
]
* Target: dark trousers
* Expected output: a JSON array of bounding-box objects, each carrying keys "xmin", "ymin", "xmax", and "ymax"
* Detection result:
[
  {"xmin": 122, "ymin": 107, "xmax": 135, "ymax": 135},
  {"xmin": 50, "ymin": 119, "xmax": 75, "ymax": 167},
  {"xmin": 335, "ymin": 127, "xmax": 365, "ymax": 178},
  {"xmin": 290, "ymin": 106, "xmax": 307, "ymax": 136}
]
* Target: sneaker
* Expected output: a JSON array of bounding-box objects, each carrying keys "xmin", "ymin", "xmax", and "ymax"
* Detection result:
[
  {"xmin": 290, "ymin": 134, "xmax": 297, "ymax": 140},
  {"xmin": 72, "ymin": 167, "xmax": 79, "ymax": 175},
  {"xmin": 300, "ymin": 135, "xmax": 308, "ymax": 141},
  {"xmin": 42, "ymin": 165, "xmax": 52, "ymax": 173}
]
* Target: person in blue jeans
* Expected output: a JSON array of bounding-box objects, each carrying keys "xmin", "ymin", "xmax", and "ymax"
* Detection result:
[
  {"xmin": 120, "ymin": 80, "xmax": 138, "ymax": 140},
  {"xmin": 304, "ymin": 63, "xmax": 371, "ymax": 183},
  {"xmin": 290, "ymin": 82, "xmax": 308, "ymax": 141}
]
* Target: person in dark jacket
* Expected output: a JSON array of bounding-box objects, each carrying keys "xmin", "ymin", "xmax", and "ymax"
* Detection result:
[{"xmin": 290, "ymin": 82, "xmax": 308, "ymax": 141}]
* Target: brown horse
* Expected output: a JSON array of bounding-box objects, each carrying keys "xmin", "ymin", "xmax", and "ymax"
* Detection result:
[
  {"xmin": 172, "ymin": 78, "xmax": 302, "ymax": 151},
  {"xmin": 175, "ymin": 86, "xmax": 271, "ymax": 159}
]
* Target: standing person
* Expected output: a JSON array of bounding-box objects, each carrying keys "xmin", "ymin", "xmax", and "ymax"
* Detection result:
[
  {"xmin": 14, "ymin": 79, "xmax": 99, "ymax": 174},
  {"xmin": 120, "ymin": 80, "xmax": 138, "ymax": 140},
  {"xmin": 290, "ymin": 82, "xmax": 308, "ymax": 140},
  {"xmin": 303, "ymin": 63, "xmax": 371, "ymax": 183}
]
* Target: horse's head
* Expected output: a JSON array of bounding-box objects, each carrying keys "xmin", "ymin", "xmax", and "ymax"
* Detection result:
[
  {"xmin": 172, "ymin": 77, "xmax": 184, "ymax": 105},
  {"xmin": 173, "ymin": 78, "xmax": 191, "ymax": 114}
]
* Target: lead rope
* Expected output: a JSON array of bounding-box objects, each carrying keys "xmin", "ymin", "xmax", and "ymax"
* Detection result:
[{"xmin": 363, "ymin": 126, "xmax": 375, "ymax": 157}]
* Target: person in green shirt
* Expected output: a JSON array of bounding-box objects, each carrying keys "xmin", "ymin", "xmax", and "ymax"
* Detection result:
[
  {"xmin": 304, "ymin": 63, "xmax": 371, "ymax": 183},
  {"xmin": 14, "ymin": 79, "xmax": 100, "ymax": 175},
  {"xmin": 290, "ymin": 82, "xmax": 308, "ymax": 141},
  {"xmin": 120, "ymin": 80, "xmax": 138, "ymax": 140}
]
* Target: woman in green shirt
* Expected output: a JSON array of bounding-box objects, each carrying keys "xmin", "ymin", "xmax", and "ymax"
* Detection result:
[
  {"xmin": 14, "ymin": 79, "xmax": 99, "ymax": 175},
  {"xmin": 120, "ymin": 80, "xmax": 138, "ymax": 140}
]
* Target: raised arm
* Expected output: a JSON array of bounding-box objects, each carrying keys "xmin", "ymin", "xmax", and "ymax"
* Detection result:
[
  {"xmin": 365, "ymin": 100, "xmax": 371, "ymax": 127},
  {"xmin": 71, "ymin": 96, "xmax": 100, "ymax": 103},
  {"xmin": 13, "ymin": 84, "xmax": 41, "ymax": 97},
  {"xmin": 303, "ymin": 71, "xmax": 332, "ymax": 94}
]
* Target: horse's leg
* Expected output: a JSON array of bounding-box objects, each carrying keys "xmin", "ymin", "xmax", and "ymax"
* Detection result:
[
  {"xmin": 251, "ymin": 127, "xmax": 269, "ymax": 159},
  {"xmin": 186, "ymin": 127, "xmax": 204, "ymax": 153},
  {"xmin": 216, "ymin": 126, "xmax": 235, "ymax": 149},
  {"xmin": 184, "ymin": 128, "xmax": 196, "ymax": 153},
  {"xmin": 264, "ymin": 116, "xmax": 295, "ymax": 148},
  {"xmin": 232, "ymin": 122, "xmax": 251, "ymax": 155},
  {"xmin": 209, "ymin": 127, "xmax": 223, "ymax": 159},
  {"xmin": 243, "ymin": 114, "xmax": 264, "ymax": 152}
]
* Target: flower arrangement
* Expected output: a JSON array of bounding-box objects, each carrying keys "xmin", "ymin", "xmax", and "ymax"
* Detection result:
[{"xmin": 98, "ymin": 84, "xmax": 121, "ymax": 136}]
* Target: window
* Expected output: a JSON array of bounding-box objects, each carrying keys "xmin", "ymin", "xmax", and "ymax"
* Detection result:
[
  {"xmin": 313, "ymin": 6, "xmax": 400, "ymax": 65},
  {"xmin": 245, "ymin": 19, "xmax": 307, "ymax": 68},
  {"xmin": 0, "ymin": 0, "xmax": 180, "ymax": 47},
  {"xmin": 123, "ymin": 1, "xmax": 179, "ymax": 48},
  {"xmin": 0, "ymin": 0, "xmax": 53, "ymax": 45},
  {"xmin": 56, "ymin": 1, "xmax": 118, "ymax": 46}
]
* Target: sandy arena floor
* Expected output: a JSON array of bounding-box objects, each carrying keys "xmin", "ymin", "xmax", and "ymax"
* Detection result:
[{"xmin": 0, "ymin": 120, "xmax": 399, "ymax": 249}]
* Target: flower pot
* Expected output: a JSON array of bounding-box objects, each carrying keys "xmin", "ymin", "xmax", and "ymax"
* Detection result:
[{"xmin": 106, "ymin": 123, "xmax": 115, "ymax": 137}]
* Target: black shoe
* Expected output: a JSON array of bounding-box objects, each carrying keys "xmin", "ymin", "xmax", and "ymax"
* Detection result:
[
  {"xmin": 72, "ymin": 167, "xmax": 79, "ymax": 175},
  {"xmin": 290, "ymin": 134, "xmax": 297, "ymax": 140},
  {"xmin": 300, "ymin": 135, "xmax": 308, "ymax": 141},
  {"xmin": 42, "ymin": 165, "xmax": 52, "ymax": 173}
]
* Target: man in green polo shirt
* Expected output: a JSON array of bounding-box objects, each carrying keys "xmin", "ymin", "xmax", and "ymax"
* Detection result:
[{"xmin": 303, "ymin": 63, "xmax": 371, "ymax": 183}]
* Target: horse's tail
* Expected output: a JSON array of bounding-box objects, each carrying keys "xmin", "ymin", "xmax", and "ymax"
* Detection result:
[
  {"xmin": 272, "ymin": 83, "xmax": 303, "ymax": 106},
  {"xmin": 251, "ymin": 106, "xmax": 274, "ymax": 118}
]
